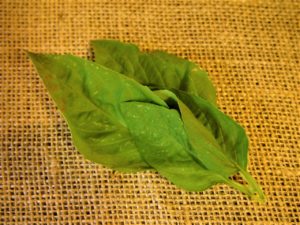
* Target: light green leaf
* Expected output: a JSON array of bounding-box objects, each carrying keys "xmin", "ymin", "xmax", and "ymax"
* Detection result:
[
  {"xmin": 172, "ymin": 89, "xmax": 249, "ymax": 170},
  {"xmin": 28, "ymin": 52, "xmax": 166, "ymax": 172},
  {"xmin": 154, "ymin": 90, "xmax": 264, "ymax": 200},
  {"xmin": 120, "ymin": 101, "xmax": 225, "ymax": 191}
]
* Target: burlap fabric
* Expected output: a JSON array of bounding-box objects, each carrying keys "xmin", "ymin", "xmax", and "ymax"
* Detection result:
[{"xmin": 1, "ymin": 0, "xmax": 299, "ymax": 224}]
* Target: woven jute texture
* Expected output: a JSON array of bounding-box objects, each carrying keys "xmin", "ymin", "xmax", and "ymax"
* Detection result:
[{"xmin": 1, "ymin": 0, "xmax": 299, "ymax": 224}]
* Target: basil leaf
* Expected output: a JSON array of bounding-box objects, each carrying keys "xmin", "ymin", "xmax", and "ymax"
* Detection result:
[
  {"xmin": 172, "ymin": 89, "xmax": 249, "ymax": 170},
  {"xmin": 91, "ymin": 39, "xmax": 216, "ymax": 104},
  {"xmin": 120, "ymin": 101, "xmax": 225, "ymax": 191},
  {"xmin": 154, "ymin": 90, "xmax": 237, "ymax": 176},
  {"xmin": 154, "ymin": 90, "xmax": 264, "ymax": 200},
  {"xmin": 28, "ymin": 52, "xmax": 167, "ymax": 172}
]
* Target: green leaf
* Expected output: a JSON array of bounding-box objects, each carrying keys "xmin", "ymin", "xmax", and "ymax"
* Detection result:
[
  {"xmin": 172, "ymin": 89, "xmax": 249, "ymax": 170},
  {"xmin": 120, "ymin": 101, "xmax": 225, "ymax": 191},
  {"xmin": 120, "ymin": 92, "xmax": 264, "ymax": 200},
  {"xmin": 154, "ymin": 90, "xmax": 264, "ymax": 200},
  {"xmin": 28, "ymin": 52, "xmax": 167, "ymax": 172},
  {"xmin": 91, "ymin": 39, "xmax": 217, "ymax": 104},
  {"xmin": 154, "ymin": 90, "xmax": 237, "ymax": 176}
]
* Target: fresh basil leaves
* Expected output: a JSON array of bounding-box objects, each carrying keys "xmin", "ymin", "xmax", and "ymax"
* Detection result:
[{"xmin": 28, "ymin": 40, "xmax": 265, "ymax": 201}]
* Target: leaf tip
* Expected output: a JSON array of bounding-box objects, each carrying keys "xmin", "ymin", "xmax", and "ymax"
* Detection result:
[
  {"xmin": 251, "ymin": 191, "xmax": 267, "ymax": 204},
  {"xmin": 90, "ymin": 39, "xmax": 113, "ymax": 47},
  {"xmin": 26, "ymin": 51, "xmax": 42, "ymax": 63}
]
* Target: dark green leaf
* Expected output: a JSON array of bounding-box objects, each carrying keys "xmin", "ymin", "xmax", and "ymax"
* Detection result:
[{"xmin": 91, "ymin": 39, "xmax": 217, "ymax": 104}]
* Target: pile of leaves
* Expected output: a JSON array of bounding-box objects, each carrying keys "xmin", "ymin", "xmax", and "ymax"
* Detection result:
[{"xmin": 29, "ymin": 40, "xmax": 265, "ymax": 201}]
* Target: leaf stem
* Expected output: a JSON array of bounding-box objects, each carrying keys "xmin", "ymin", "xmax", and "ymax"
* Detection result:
[
  {"xmin": 221, "ymin": 169, "xmax": 266, "ymax": 202},
  {"xmin": 239, "ymin": 168, "xmax": 266, "ymax": 202}
]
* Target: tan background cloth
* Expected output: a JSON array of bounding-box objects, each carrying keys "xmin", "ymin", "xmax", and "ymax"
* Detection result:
[{"xmin": 1, "ymin": 0, "xmax": 299, "ymax": 224}]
